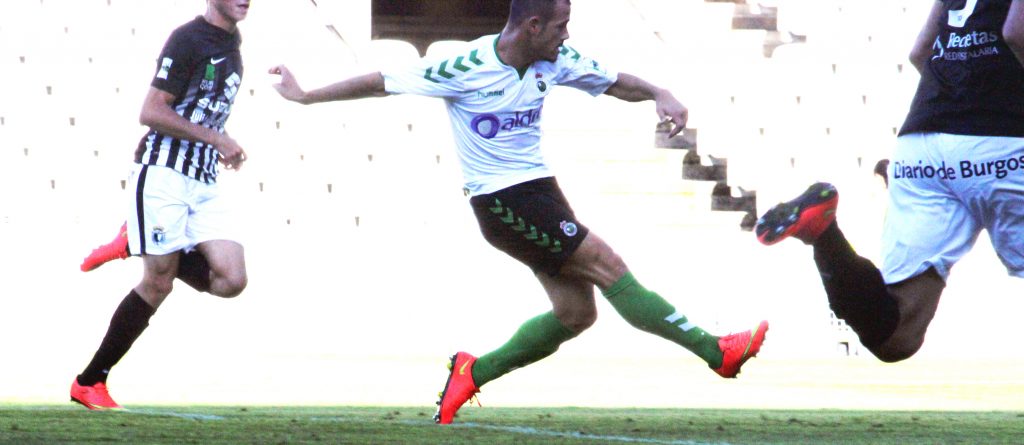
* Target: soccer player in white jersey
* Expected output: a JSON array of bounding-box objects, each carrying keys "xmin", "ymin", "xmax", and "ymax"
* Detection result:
[
  {"xmin": 756, "ymin": 0, "xmax": 1024, "ymax": 362},
  {"xmin": 272, "ymin": 0, "xmax": 768, "ymax": 424},
  {"xmin": 70, "ymin": 0, "xmax": 251, "ymax": 410}
]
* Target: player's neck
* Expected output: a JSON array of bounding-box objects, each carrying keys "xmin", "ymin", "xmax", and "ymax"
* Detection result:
[{"xmin": 496, "ymin": 27, "xmax": 534, "ymax": 71}]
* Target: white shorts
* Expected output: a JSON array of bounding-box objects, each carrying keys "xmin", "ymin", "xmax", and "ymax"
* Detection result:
[
  {"xmin": 127, "ymin": 164, "xmax": 238, "ymax": 256},
  {"xmin": 882, "ymin": 132, "xmax": 1024, "ymax": 283}
]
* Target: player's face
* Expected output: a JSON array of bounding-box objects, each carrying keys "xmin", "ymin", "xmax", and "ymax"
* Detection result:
[
  {"xmin": 209, "ymin": 0, "xmax": 251, "ymax": 25},
  {"xmin": 534, "ymin": 0, "xmax": 571, "ymax": 62}
]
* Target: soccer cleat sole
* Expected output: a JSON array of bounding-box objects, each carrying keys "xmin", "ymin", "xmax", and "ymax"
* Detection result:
[
  {"xmin": 432, "ymin": 354, "xmax": 459, "ymax": 424},
  {"xmin": 755, "ymin": 183, "xmax": 837, "ymax": 246}
]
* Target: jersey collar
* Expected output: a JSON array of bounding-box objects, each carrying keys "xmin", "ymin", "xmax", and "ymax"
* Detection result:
[{"xmin": 493, "ymin": 34, "xmax": 530, "ymax": 80}]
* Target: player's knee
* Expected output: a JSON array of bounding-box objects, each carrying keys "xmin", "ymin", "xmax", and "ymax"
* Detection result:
[
  {"xmin": 568, "ymin": 311, "xmax": 597, "ymax": 333},
  {"xmin": 592, "ymin": 246, "xmax": 625, "ymax": 271},
  {"xmin": 141, "ymin": 277, "xmax": 175, "ymax": 300},
  {"xmin": 555, "ymin": 306, "xmax": 597, "ymax": 333},
  {"xmin": 213, "ymin": 271, "xmax": 248, "ymax": 298},
  {"xmin": 869, "ymin": 334, "xmax": 924, "ymax": 363},
  {"xmin": 580, "ymin": 247, "xmax": 627, "ymax": 284}
]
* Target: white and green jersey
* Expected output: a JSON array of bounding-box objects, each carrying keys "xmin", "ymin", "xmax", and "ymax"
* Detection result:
[{"xmin": 382, "ymin": 34, "xmax": 618, "ymax": 196}]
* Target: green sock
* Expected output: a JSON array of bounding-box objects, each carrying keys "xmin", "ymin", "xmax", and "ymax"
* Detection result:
[
  {"xmin": 603, "ymin": 272, "xmax": 723, "ymax": 368},
  {"xmin": 471, "ymin": 312, "xmax": 578, "ymax": 387}
]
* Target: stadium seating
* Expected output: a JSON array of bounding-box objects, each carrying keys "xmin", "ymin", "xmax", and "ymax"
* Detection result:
[{"xmin": 0, "ymin": 0, "xmax": 934, "ymax": 356}]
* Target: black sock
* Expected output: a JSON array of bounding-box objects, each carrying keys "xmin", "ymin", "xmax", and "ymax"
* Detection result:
[
  {"xmin": 78, "ymin": 290, "xmax": 156, "ymax": 386},
  {"xmin": 812, "ymin": 222, "xmax": 900, "ymax": 348},
  {"xmin": 176, "ymin": 250, "xmax": 212, "ymax": 293}
]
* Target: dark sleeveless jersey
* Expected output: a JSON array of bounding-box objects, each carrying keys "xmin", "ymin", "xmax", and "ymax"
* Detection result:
[
  {"xmin": 134, "ymin": 16, "xmax": 244, "ymax": 183},
  {"xmin": 900, "ymin": 0, "xmax": 1024, "ymax": 137}
]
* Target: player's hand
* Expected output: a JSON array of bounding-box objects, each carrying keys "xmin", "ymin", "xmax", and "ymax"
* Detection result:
[
  {"xmin": 269, "ymin": 65, "xmax": 307, "ymax": 104},
  {"xmin": 655, "ymin": 92, "xmax": 688, "ymax": 138},
  {"xmin": 216, "ymin": 134, "xmax": 247, "ymax": 171}
]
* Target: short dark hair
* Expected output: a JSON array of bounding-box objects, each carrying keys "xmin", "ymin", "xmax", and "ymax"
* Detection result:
[{"xmin": 508, "ymin": 0, "xmax": 557, "ymax": 25}]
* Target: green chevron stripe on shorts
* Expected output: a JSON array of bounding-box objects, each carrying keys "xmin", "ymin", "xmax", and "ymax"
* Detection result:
[{"xmin": 489, "ymin": 199, "xmax": 563, "ymax": 253}]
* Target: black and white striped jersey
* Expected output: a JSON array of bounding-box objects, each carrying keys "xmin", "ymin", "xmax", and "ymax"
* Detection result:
[{"xmin": 134, "ymin": 16, "xmax": 244, "ymax": 184}]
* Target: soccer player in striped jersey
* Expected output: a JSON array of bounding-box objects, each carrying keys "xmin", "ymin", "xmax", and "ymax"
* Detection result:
[
  {"xmin": 271, "ymin": 0, "xmax": 768, "ymax": 424},
  {"xmin": 756, "ymin": 0, "xmax": 1024, "ymax": 362},
  {"xmin": 70, "ymin": 0, "xmax": 251, "ymax": 410}
]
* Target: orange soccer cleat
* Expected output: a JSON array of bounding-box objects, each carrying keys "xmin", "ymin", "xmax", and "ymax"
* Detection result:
[
  {"xmin": 80, "ymin": 222, "xmax": 130, "ymax": 272},
  {"xmin": 713, "ymin": 320, "xmax": 769, "ymax": 378},
  {"xmin": 755, "ymin": 182, "xmax": 838, "ymax": 246},
  {"xmin": 70, "ymin": 379, "xmax": 123, "ymax": 410},
  {"xmin": 433, "ymin": 352, "xmax": 480, "ymax": 424}
]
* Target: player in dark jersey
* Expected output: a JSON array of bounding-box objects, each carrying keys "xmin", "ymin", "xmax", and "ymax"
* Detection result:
[
  {"xmin": 70, "ymin": 0, "xmax": 251, "ymax": 410},
  {"xmin": 756, "ymin": 0, "xmax": 1024, "ymax": 362}
]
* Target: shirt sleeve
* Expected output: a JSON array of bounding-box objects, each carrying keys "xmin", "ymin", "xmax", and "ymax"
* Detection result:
[
  {"xmin": 552, "ymin": 45, "xmax": 619, "ymax": 96},
  {"xmin": 382, "ymin": 55, "xmax": 466, "ymax": 99},
  {"xmin": 150, "ymin": 29, "xmax": 196, "ymax": 98}
]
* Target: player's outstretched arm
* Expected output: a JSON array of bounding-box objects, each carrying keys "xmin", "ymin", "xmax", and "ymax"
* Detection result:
[
  {"xmin": 1004, "ymin": 0, "xmax": 1024, "ymax": 67},
  {"xmin": 139, "ymin": 88, "xmax": 247, "ymax": 170},
  {"xmin": 604, "ymin": 73, "xmax": 688, "ymax": 138},
  {"xmin": 269, "ymin": 65, "xmax": 387, "ymax": 105}
]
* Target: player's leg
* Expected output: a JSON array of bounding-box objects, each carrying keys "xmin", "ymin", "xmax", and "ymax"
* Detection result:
[
  {"xmin": 560, "ymin": 232, "xmax": 767, "ymax": 378},
  {"xmin": 436, "ymin": 178, "xmax": 592, "ymax": 424},
  {"xmin": 809, "ymin": 219, "xmax": 903, "ymax": 351},
  {"xmin": 193, "ymin": 240, "xmax": 247, "ymax": 297},
  {"xmin": 434, "ymin": 275, "xmax": 591, "ymax": 424},
  {"xmin": 758, "ymin": 186, "xmax": 949, "ymax": 361},
  {"xmin": 72, "ymin": 253, "xmax": 178, "ymax": 410},
  {"xmin": 870, "ymin": 133, "xmax": 987, "ymax": 360},
  {"xmin": 472, "ymin": 274, "xmax": 593, "ymax": 387},
  {"xmin": 877, "ymin": 134, "xmax": 1024, "ymax": 361},
  {"xmin": 872, "ymin": 271, "xmax": 944, "ymax": 361},
  {"xmin": 185, "ymin": 176, "xmax": 247, "ymax": 298},
  {"xmin": 758, "ymin": 134, "xmax": 979, "ymax": 361},
  {"xmin": 72, "ymin": 164, "xmax": 193, "ymax": 410},
  {"xmin": 80, "ymin": 222, "xmax": 222, "ymax": 294}
]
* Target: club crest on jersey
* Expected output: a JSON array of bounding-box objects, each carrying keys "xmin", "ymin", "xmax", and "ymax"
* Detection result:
[
  {"xmin": 536, "ymin": 80, "xmax": 547, "ymax": 92},
  {"xmin": 560, "ymin": 221, "xmax": 578, "ymax": 237},
  {"xmin": 200, "ymin": 63, "xmax": 216, "ymax": 91},
  {"xmin": 152, "ymin": 226, "xmax": 166, "ymax": 244}
]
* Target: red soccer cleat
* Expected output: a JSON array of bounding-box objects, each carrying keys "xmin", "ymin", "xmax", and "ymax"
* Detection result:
[
  {"xmin": 70, "ymin": 379, "xmax": 123, "ymax": 410},
  {"xmin": 80, "ymin": 222, "xmax": 130, "ymax": 272},
  {"xmin": 433, "ymin": 352, "xmax": 480, "ymax": 424},
  {"xmin": 713, "ymin": 320, "xmax": 769, "ymax": 378},
  {"xmin": 755, "ymin": 182, "xmax": 838, "ymax": 246}
]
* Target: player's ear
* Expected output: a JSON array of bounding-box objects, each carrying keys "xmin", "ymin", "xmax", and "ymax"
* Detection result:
[{"xmin": 526, "ymin": 16, "xmax": 543, "ymax": 34}]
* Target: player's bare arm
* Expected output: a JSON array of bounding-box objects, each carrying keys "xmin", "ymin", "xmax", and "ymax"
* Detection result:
[
  {"xmin": 139, "ymin": 87, "xmax": 247, "ymax": 170},
  {"xmin": 603, "ymin": 73, "xmax": 688, "ymax": 138},
  {"xmin": 909, "ymin": 1, "xmax": 945, "ymax": 74},
  {"xmin": 269, "ymin": 66, "xmax": 387, "ymax": 105},
  {"xmin": 1003, "ymin": 0, "xmax": 1024, "ymax": 66}
]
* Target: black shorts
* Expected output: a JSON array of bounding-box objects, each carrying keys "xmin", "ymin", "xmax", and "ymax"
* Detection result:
[{"xmin": 470, "ymin": 177, "xmax": 589, "ymax": 276}]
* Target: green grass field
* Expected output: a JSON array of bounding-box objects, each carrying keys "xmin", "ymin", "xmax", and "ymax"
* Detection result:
[{"xmin": 2, "ymin": 405, "xmax": 1022, "ymax": 445}]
